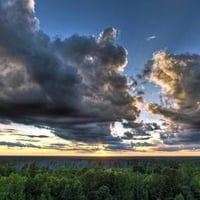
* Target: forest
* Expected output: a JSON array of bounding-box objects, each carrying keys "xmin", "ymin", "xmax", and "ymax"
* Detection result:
[{"xmin": 0, "ymin": 158, "xmax": 200, "ymax": 200}]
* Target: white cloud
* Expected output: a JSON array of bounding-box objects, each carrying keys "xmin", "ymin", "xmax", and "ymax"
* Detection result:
[{"xmin": 146, "ymin": 35, "xmax": 157, "ymax": 41}]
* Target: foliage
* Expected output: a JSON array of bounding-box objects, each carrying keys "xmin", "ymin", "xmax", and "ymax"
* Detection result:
[{"xmin": 0, "ymin": 160, "xmax": 200, "ymax": 199}]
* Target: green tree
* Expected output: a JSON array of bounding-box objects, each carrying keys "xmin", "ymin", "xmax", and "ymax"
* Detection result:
[
  {"xmin": 174, "ymin": 193, "xmax": 184, "ymax": 200},
  {"xmin": 95, "ymin": 185, "xmax": 113, "ymax": 200},
  {"xmin": 0, "ymin": 173, "xmax": 26, "ymax": 200}
]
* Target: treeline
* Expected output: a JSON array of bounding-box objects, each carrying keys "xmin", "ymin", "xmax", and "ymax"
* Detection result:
[{"xmin": 0, "ymin": 161, "xmax": 200, "ymax": 199}]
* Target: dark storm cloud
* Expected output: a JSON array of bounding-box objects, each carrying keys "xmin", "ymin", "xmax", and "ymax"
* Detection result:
[
  {"xmin": 105, "ymin": 143, "xmax": 134, "ymax": 151},
  {"xmin": 144, "ymin": 50, "xmax": 200, "ymax": 125},
  {"xmin": 105, "ymin": 140, "xmax": 155, "ymax": 151},
  {"xmin": 134, "ymin": 142, "xmax": 155, "ymax": 147},
  {"xmin": 0, "ymin": 0, "xmax": 140, "ymax": 123},
  {"xmin": 52, "ymin": 122, "xmax": 121, "ymax": 144},
  {"xmin": 160, "ymin": 124, "xmax": 200, "ymax": 145},
  {"xmin": 155, "ymin": 144, "xmax": 200, "ymax": 152},
  {"xmin": 15, "ymin": 134, "xmax": 49, "ymax": 138},
  {"xmin": 0, "ymin": 0, "xmax": 145, "ymax": 152},
  {"xmin": 155, "ymin": 146, "xmax": 183, "ymax": 152},
  {"xmin": 0, "ymin": 141, "xmax": 40, "ymax": 148},
  {"xmin": 47, "ymin": 143, "xmax": 102, "ymax": 152},
  {"xmin": 122, "ymin": 121, "xmax": 159, "ymax": 138},
  {"xmin": 143, "ymin": 50, "xmax": 200, "ymax": 148},
  {"xmin": 27, "ymin": 135, "xmax": 49, "ymax": 138}
]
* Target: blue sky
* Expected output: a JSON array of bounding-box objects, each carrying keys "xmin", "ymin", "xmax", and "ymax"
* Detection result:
[{"xmin": 35, "ymin": 0, "xmax": 200, "ymax": 75}]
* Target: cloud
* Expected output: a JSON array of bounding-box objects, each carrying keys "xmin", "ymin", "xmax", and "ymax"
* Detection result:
[
  {"xmin": 15, "ymin": 134, "xmax": 49, "ymax": 138},
  {"xmin": 52, "ymin": 122, "xmax": 119, "ymax": 143},
  {"xmin": 151, "ymin": 123, "xmax": 200, "ymax": 152},
  {"xmin": 146, "ymin": 35, "xmax": 157, "ymax": 41},
  {"xmin": 105, "ymin": 143, "xmax": 134, "ymax": 151},
  {"xmin": 144, "ymin": 50, "xmax": 200, "ymax": 125},
  {"xmin": 4, "ymin": 0, "xmax": 195, "ymax": 152},
  {"xmin": 143, "ymin": 50, "xmax": 200, "ymax": 149},
  {"xmin": 155, "ymin": 144, "xmax": 200, "ymax": 152},
  {"xmin": 159, "ymin": 123, "xmax": 200, "ymax": 145},
  {"xmin": 0, "ymin": 0, "xmax": 140, "ymax": 125},
  {"xmin": 27, "ymin": 0, "xmax": 35, "ymax": 11},
  {"xmin": 0, "ymin": 141, "xmax": 40, "ymax": 148},
  {"xmin": 0, "ymin": 0, "xmax": 149, "ymax": 152}
]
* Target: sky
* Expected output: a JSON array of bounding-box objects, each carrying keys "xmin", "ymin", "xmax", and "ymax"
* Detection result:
[{"xmin": 1, "ymin": 0, "xmax": 200, "ymax": 156}]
